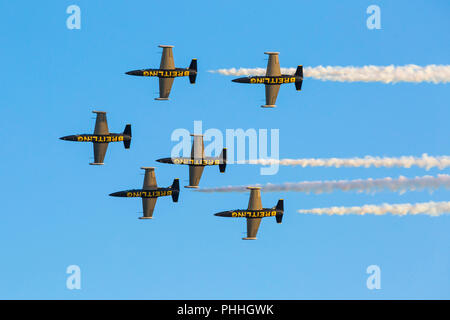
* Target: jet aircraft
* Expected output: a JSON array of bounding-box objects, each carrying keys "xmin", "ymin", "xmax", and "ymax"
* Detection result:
[
  {"xmin": 232, "ymin": 52, "xmax": 303, "ymax": 108},
  {"xmin": 125, "ymin": 45, "xmax": 197, "ymax": 100},
  {"xmin": 214, "ymin": 187, "xmax": 284, "ymax": 240},
  {"xmin": 109, "ymin": 167, "xmax": 180, "ymax": 219},
  {"xmin": 60, "ymin": 111, "xmax": 131, "ymax": 165},
  {"xmin": 156, "ymin": 134, "xmax": 226, "ymax": 188}
]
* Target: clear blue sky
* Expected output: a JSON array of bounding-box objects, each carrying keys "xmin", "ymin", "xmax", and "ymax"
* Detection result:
[{"xmin": 0, "ymin": 0, "xmax": 449, "ymax": 299}]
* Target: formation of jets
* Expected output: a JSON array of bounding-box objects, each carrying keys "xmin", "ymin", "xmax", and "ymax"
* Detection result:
[{"xmin": 61, "ymin": 45, "xmax": 303, "ymax": 240}]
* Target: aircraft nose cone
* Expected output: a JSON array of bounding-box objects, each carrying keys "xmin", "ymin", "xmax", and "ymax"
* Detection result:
[
  {"xmin": 125, "ymin": 70, "xmax": 141, "ymax": 76},
  {"xmin": 59, "ymin": 135, "xmax": 70, "ymax": 141},
  {"xmin": 232, "ymin": 77, "xmax": 248, "ymax": 83},
  {"xmin": 156, "ymin": 157, "xmax": 172, "ymax": 164},
  {"xmin": 109, "ymin": 191, "xmax": 121, "ymax": 197}
]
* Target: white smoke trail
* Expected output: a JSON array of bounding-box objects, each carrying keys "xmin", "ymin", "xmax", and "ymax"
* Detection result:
[
  {"xmin": 196, "ymin": 174, "xmax": 450, "ymax": 194},
  {"xmin": 209, "ymin": 65, "xmax": 450, "ymax": 84},
  {"xmin": 249, "ymin": 154, "xmax": 450, "ymax": 170},
  {"xmin": 298, "ymin": 201, "xmax": 450, "ymax": 217}
]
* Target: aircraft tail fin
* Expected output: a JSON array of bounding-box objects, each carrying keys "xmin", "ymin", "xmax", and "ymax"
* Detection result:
[
  {"xmin": 294, "ymin": 65, "xmax": 303, "ymax": 91},
  {"xmin": 274, "ymin": 199, "xmax": 284, "ymax": 224},
  {"xmin": 123, "ymin": 124, "xmax": 132, "ymax": 149},
  {"xmin": 189, "ymin": 59, "xmax": 197, "ymax": 84},
  {"xmin": 171, "ymin": 178, "xmax": 180, "ymax": 202},
  {"xmin": 219, "ymin": 148, "xmax": 227, "ymax": 173}
]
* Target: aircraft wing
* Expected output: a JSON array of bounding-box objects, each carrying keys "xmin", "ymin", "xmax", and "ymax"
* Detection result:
[
  {"xmin": 264, "ymin": 85, "xmax": 280, "ymax": 107},
  {"xmin": 142, "ymin": 167, "xmax": 157, "ymax": 190},
  {"xmin": 142, "ymin": 198, "xmax": 157, "ymax": 219},
  {"xmin": 93, "ymin": 111, "xmax": 109, "ymax": 135},
  {"xmin": 244, "ymin": 188, "xmax": 263, "ymax": 239},
  {"xmin": 244, "ymin": 218, "xmax": 262, "ymax": 240},
  {"xmin": 186, "ymin": 135, "xmax": 205, "ymax": 187},
  {"xmin": 191, "ymin": 135, "xmax": 205, "ymax": 160},
  {"xmin": 247, "ymin": 187, "xmax": 263, "ymax": 210},
  {"xmin": 92, "ymin": 143, "xmax": 108, "ymax": 165},
  {"xmin": 265, "ymin": 52, "xmax": 281, "ymax": 77},
  {"xmin": 188, "ymin": 165, "xmax": 204, "ymax": 187},
  {"xmin": 159, "ymin": 45, "xmax": 175, "ymax": 70},
  {"xmin": 158, "ymin": 77, "xmax": 175, "ymax": 100}
]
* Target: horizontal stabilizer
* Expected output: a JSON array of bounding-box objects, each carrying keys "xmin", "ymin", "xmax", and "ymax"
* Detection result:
[
  {"xmin": 295, "ymin": 65, "xmax": 303, "ymax": 78},
  {"xmin": 155, "ymin": 98, "xmax": 169, "ymax": 101},
  {"xmin": 189, "ymin": 59, "xmax": 197, "ymax": 72},
  {"xmin": 123, "ymin": 124, "xmax": 132, "ymax": 136},
  {"xmin": 219, "ymin": 148, "xmax": 227, "ymax": 173},
  {"xmin": 275, "ymin": 199, "xmax": 284, "ymax": 223},
  {"xmin": 123, "ymin": 124, "xmax": 132, "ymax": 149},
  {"xmin": 189, "ymin": 59, "xmax": 197, "ymax": 84},
  {"xmin": 295, "ymin": 65, "xmax": 303, "ymax": 91},
  {"xmin": 171, "ymin": 178, "xmax": 180, "ymax": 202}
]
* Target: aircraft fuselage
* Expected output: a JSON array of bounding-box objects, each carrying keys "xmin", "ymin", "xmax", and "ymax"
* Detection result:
[
  {"xmin": 126, "ymin": 68, "xmax": 196, "ymax": 78},
  {"xmin": 215, "ymin": 208, "xmax": 282, "ymax": 219},
  {"xmin": 60, "ymin": 134, "xmax": 131, "ymax": 143},
  {"xmin": 156, "ymin": 157, "xmax": 221, "ymax": 166},
  {"xmin": 110, "ymin": 188, "xmax": 173, "ymax": 198},
  {"xmin": 232, "ymin": 75, "xmax": 300, "ymax": 85}
]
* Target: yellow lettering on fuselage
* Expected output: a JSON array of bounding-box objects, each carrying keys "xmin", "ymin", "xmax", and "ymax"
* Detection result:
[
  {"xmin": 250, "ymin": 77, "xmax": 296, "ymax": 84},
  {"xmin": 77, "ymin": 135, "xmax": 124, "ymax": 142},
  {"xmin": 172, "ymin": 158, "xmax": 220, "ymax": 166},
  {"xmin": 231, "ymin": 210, "xmax": 277, "ymax": 218},
  {"xmin": 142, "ymin": 70, "xmax": 190, "ymax": 78},
  {"xmin": 125, "ymin": 190, "xmax": 172, "ymax": 198}
]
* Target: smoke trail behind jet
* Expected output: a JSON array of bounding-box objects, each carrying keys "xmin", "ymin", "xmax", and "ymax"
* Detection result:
[
  {"xmin": 196, "ymin": 174, "xmax": 450, "ymax": 194},
  {"xmin": 298, "ymin": 201, "xmax": 450, "ymax": 217},
  {"xmin": 209, "ymin": 65, "xmax": 450, "ymax": 84},
  {"xmin": 250, "ymin": 154, "xmax": 450, "ymax": 170}
]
